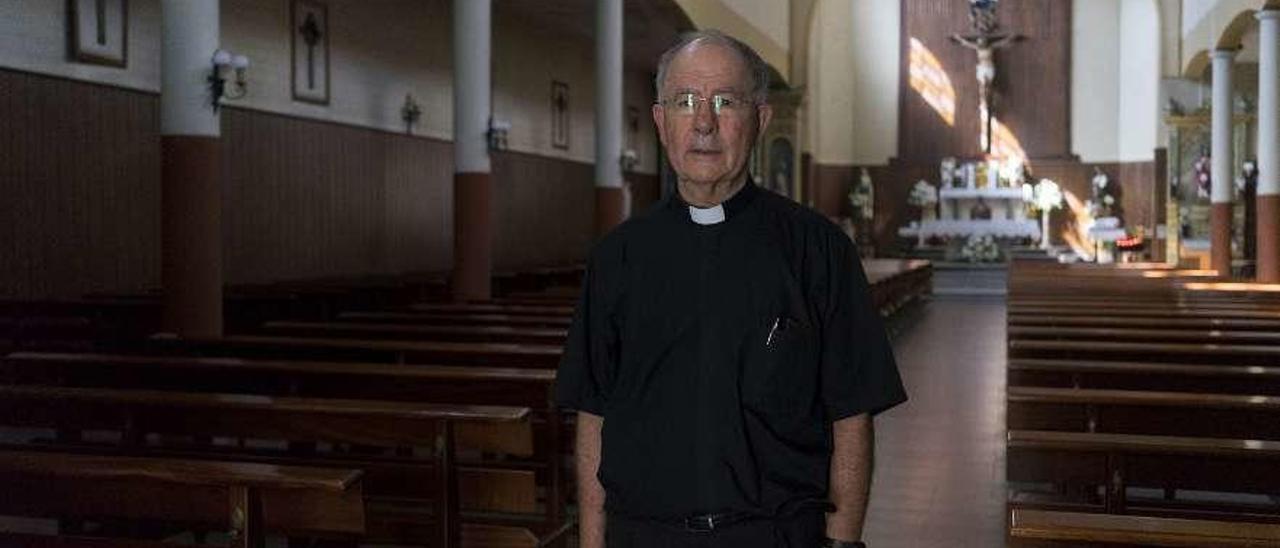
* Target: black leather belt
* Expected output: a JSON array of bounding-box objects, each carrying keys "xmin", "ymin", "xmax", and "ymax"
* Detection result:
[{"xmin": 669, "ymin": 511, "xmax": 760, "ymax": 533}]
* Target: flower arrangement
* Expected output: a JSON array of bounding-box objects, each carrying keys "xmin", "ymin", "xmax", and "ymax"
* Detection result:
[
  {"xmin": 907, "ymin": 179, "xmax": 938, "ymax": 207},
  {"xmin": 1030, "ymin": 179, "xmax": 1063, "ymax": 212},
  {"xmin": 1194, "ymin": 154, "xmax": 1211, "ymax": 198},
  {"xmin": 960, "ymin": 234, "xmax": 1001, "ymax": 263}
]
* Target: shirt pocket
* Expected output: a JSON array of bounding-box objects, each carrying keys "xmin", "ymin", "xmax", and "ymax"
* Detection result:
[{"xmin": 739, "ymin": 314, "xmax": 820, "ymax": 414}]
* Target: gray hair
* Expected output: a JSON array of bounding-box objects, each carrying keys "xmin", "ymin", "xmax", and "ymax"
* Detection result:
[{"xmin": 654, "ymin": 30, "xmax": 771, "ymax": 103}]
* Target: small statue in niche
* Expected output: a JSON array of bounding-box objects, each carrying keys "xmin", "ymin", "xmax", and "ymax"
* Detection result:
[{"xmin": 970, "ymin": 196, "xmax": 993, "ymax": 220}]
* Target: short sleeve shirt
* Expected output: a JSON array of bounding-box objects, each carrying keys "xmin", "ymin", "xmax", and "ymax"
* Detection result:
[{"xmin": 555, "ymin": 181, "xmax": 907, "ymax": 520}]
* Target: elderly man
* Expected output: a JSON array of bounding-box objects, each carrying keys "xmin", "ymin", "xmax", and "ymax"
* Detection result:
[{"xmin": 556, "ymin": 30, "xmax": 906, "ymax": 548}]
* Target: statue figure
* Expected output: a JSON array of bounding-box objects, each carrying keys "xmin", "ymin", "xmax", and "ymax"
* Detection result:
[
  {"xmin": 951, "ymin": 33, "xmax": 1017, "ymax": 112},
  {"xmin": 951, "ymin": 0, "xmax": 1020, "ymax": 154}
]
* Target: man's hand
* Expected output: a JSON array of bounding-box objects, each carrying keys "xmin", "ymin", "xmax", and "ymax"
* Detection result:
[
  {"xmin": 825, "ymin": 413, "xmax": 873, "ymax": 542},
  {"xmin": 576, "ymin": 411, "xmax": 606, "ymax": 548}
]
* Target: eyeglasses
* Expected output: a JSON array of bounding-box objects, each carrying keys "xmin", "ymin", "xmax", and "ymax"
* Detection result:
[{"xmin": 657, "ymin": 92, "xmax": 752, "ymax": 116}]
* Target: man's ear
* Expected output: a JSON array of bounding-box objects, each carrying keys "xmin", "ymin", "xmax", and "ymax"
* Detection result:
[
  {"xmin": 652, "ymin": 103, "xmax": 668, "ymax": 148},
  {"xmin": 756, "ymin": 102, "xmax": 773, "ymax": 136}
]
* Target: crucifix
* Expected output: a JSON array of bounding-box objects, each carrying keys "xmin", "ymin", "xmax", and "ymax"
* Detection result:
[
  {"xmin": 299, "ymin": 12, "xmax": 323, "ymax": 90},
  {"xmin": 950, "ymin": 0, "xmax": 1020, "ymax": 154}
]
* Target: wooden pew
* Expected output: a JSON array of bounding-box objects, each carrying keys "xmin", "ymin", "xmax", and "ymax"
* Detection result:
[
  {"xmin": 0, "ymin": 350, "xmax": 569, "ymax": 535},
  {"xmin": 1008, "ymin": 358, "xmax": 1280, "ymax": 395},
  {"xmin": 1007, "ymin": 430, "xmax": 1280, "ymax": 519},
  {"xmin": 257, "ymin": 321, "xmax": 568, "ymax": 346},
  {"xmin": 1008, "ymin": 306, "xmax": 1280, "ymax": 320},
  {"xmin": 1009, "ymin": 326, "xmax": 1280, "ymax": 345},
  {"xmin": 0, "ymin": 450, "xmax": 364, "ymax": 548},
  {"xmin": 407, "ymin": 303, "xmax": 575, "ymax": 317},
  {"xmin": 155, "ymin": 335, "xmax": 563, "ymax": 368},
  {"xmin": 0, "ymin": 384, "xmax": 533, "ymax": 548},
  {"xmin": 337, "ymin": 311, "xmax": 574, "ymax": 329},
  {"xmin": 1006, "ymin": 386, "xmax": 1280, "ymax": 440},
  {"xmin": 1008, "ymin": 314, "xmax": 1280, "ymax": 331},
  {"xmin": 1008, "ymin": 339, "xmax": 1280, "ymax": 366},
  {"xmin": 1009, "ymin": 509, "xmax": 1280, "ymax": 546},
  {"xmin": 1006, "ymin": 260, "xmax": 1280, "ymax": 542}
]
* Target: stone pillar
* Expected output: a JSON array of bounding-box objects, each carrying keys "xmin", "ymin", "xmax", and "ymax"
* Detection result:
[
  {"xmin": 1258, "ymin": 10, "xmax": 1280, "ymax": 282},
  {"xmin": 451, "ymin": 0, "xmax": 493, "ymax": 301},
  {"xmin": 1211, "ymin": 49, "xmax": 1236, "ymax": 278},
  {"xmin": 595, "ymin": 0, "xmax": 626, "ymax": 237},
  {"xmin": 160, "ymin": 0, "xmax": 222, "ymax": 337}
]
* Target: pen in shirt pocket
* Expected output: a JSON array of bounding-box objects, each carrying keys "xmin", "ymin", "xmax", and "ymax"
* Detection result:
[{"xmin": 765, "ymin": 316, "xmax": 786, "ymax": 347}]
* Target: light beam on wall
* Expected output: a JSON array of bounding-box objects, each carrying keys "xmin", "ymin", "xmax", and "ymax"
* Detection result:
[
  {"xmin": 1059, "ymin": 190, "xmax": 1096, "ymax": 261},
  {"xmin": 909, "ymin": 37, "xmax": 956, "ymax": 127},
  {"xmin": 979, "ymin": 103, "xmax": 1027, "ymax": 165}
]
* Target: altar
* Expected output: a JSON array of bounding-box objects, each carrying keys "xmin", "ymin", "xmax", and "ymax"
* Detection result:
[{"xmin": 898, "ymin": 185, "xmax": 1040, "ymax": 242}]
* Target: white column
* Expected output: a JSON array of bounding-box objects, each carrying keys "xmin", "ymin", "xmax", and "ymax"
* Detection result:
[
  {"xmin": 453, "ymin": 0, "xmax": 491, "ymax": 174},
  {"xmin": 1211, "ymin": 48, "xmax": 1237, "ymax": 277},
  {"xmin": 161, "ymin": 0, "xmax": 219, "ymax": 137},
  {"xmin": 1211, "ymin": 49, "xmax": 1236, "ymax": 207},
  {"xmin": 1260, "ymin": 12, "xmax": 1280, "ymax": 198},
  {"xmin": 1258, "ymin": 10, "xmax": 1280, "ymax": 281},
  {"xmin": 160, "ymin": 0, "xmax": 223, "ymax": 336},
  {"xmin": 595, "ymin": 0, "xmax": 624, "ymax": 190}
]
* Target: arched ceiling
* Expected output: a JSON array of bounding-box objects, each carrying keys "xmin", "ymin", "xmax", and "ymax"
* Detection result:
[{"xmin": 496, "ymin": 0, "xmax": 695, "ymax": 73}]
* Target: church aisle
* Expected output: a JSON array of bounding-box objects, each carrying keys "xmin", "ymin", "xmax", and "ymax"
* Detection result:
[{"xmin": 863, "ymin": 297, "xmax": 1008, "ymax": 548}]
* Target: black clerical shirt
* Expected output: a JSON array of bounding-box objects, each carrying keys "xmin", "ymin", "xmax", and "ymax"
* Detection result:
[{"xmin": 555, "ymin": 180, "xmax": 907, "ymax": 520}]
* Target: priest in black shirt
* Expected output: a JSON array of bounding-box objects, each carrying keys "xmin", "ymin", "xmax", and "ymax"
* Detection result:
[{"xmin": 556, "ymin": 30, "xmax": 907, "ymax": 548}]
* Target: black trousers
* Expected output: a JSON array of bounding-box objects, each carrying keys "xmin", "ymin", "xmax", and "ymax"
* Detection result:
[{"xmin": 606, "ymin": 512, "xmax": 825, "ymax": 548}]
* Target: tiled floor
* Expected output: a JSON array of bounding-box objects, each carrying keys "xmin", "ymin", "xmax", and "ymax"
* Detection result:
[{"xmin": 863, "ymin": 296, "xmax": 1008, "ymax": 548}]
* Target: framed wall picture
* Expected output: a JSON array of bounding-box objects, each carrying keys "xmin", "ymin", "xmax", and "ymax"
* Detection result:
[
  {"xmin": 551, "ymin": 81, "xmax": 570, "ymax": 150},
  {"xmin": 292, "ymin": 0, "xmax": 330, "ymax": 105},
  {"xmin": 68, "ymin": 0, "xmax": 128, "ymax": 67}
]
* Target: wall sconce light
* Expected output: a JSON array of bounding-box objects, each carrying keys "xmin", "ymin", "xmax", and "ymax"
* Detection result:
[
  {"xmin": 401, "ymin": 93, "xmax": 422, "ymax": 134},
  {"xmin": 487, "ymin": 118, "xmax": 511, "ymax": 151},
  {"xmin": 620, "ymin": 149, "xmax": 639, "ymax": 172},
  {"xmin": 209, "ymin": 49, "xmax": 250, "ymax": 112}
]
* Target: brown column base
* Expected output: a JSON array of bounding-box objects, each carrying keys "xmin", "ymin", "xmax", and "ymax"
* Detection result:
[
  {"xmin": 161, "ymin": 136, "xmax": 224, "ymax": 337},
  {"xmin": 814, "ymin": 168, "xmax": 846, "ymax": 218},
  {"xmin": 595, "ymin": 186, "xmax": 627, "ymax": 238},
  {"xmin": 452, "ymin": 172, "xmax": 493, "ymax": 301},
  {"xmin": 1259, "ymin": 195, "xmax": 1280, "ymax": 282},
  {"xmin": 1210, "ymin": 202, "xmax": 1233, "ymax": 278}
]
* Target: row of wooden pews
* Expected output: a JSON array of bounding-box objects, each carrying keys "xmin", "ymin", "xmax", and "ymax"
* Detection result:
[
  {"xmin": 1005, "ymin": 260, "xmax": 1280, "ymax": 547},
  {"xmin": 0, "ymin": 270, "xmax": 571, "ymax": 547},
  {"xmin": 0, "ymin": 258, "xmax": 931, "ymax": 547}
]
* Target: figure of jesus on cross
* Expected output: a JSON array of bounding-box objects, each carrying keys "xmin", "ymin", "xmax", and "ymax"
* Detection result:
[{"xmin": 951, "ymin": 0, "xmax": 1020, "ymax": 154}]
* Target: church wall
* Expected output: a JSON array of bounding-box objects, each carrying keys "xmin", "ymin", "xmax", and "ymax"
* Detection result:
[
  {"xmin": 1119, "ymin": 0, "xmax": 1162, "ymax": 163},
  {"xmin": 720, "ymin": 0, "xmax": 789, "ymax": 54},
  {"xmin": 804, "ymin": 0, "xmax": 898, "ymax": 220},
  {"xmin": 0, "ymin": 0, "xmax": 162, "ymax": 93},
  {"xmin": 1072, "ymin": 0, "xmax": 1122, "ymax": 162},
  {"xmin": 808, "ymin": 0, "xmax": 855, "ymax": 166},
  {"xmin": 0, "ymin": 1, "xmax": 661, "ymax": 298},
  {"xmin": 1179, "ymin": 0, "xmax": 1268, "ymax": 74},
  {"xmin": 850, "ymin": 0, "xmax": 901, "ymax": 166},
  {"xmin": 898, "ymin": 0, "xmax": 1073, "ymax": 163}
]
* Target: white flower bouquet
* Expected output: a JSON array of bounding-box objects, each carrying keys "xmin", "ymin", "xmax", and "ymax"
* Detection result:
[
  {"xmin": 960, "ymin": 234, "xmax": 1001, "ymax": 263},
  {"xmin": 907, "ymin": 180, "xmax": 938, "ymax": 207},
  {"xmin": 1031, "ymin": 179, "xmax": 1063, "ymax": 212}
]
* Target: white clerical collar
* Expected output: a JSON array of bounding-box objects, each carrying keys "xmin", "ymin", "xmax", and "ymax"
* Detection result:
[{"xmin": 688, "ymin": 204, "xmax": 726, "ymax": 225}]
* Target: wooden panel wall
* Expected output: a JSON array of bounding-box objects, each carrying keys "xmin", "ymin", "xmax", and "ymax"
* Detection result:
[
  {"xmin": 492, "ymin": 151, "xmax": 595, "ymax": 269},
  {"xmin": 0, "ymin": 68, "xmax": 598, "ymax": 299},
  {"xmin": 0, "ymin": 69, "xmax": 162, "ymax": 298},
  {"xmin": 898, "ymin": 0, "xmax": 1072, "ymax": 163}
]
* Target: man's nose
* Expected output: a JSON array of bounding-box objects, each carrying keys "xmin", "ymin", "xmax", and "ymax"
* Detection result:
[{"xmin": 692, "ymin": 100, "xmax": 717, "ymax": 133}]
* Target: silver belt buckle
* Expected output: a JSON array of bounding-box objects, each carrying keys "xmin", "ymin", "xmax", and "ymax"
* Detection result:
[{"xmin": 684, "ymin": 514, "xmax": 716, "ymax": 533}]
